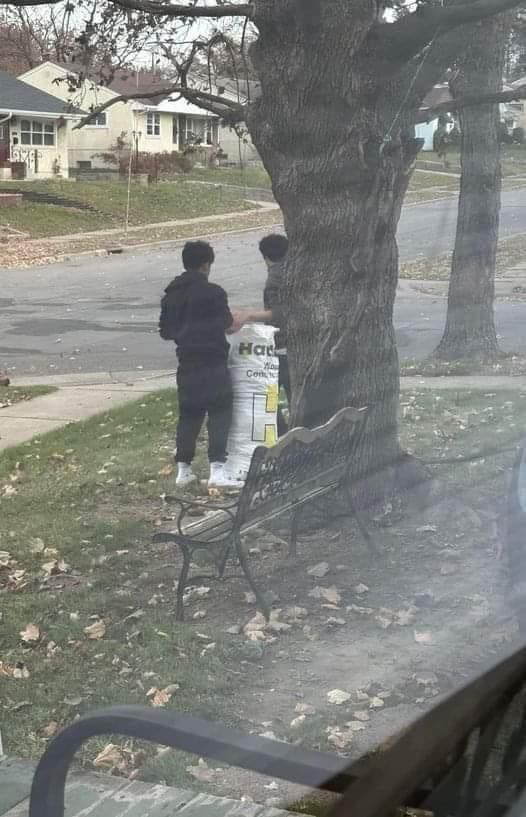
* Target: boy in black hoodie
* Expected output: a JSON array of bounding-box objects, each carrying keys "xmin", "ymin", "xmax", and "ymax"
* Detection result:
[{"xmin": 160, "ymin": 241, "xmax": 242, "ymax": 488}]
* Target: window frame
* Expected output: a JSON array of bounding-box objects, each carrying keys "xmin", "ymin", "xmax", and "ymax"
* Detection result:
[
  {"xmin": 85, "ymin": 112, "xmax": 108, "ymax": 128},
  {"xmin": 20, "ymin": 119, "xmax": 55, "ymax": 147},
  {"xmin": 146, "ymin": 111, "xmax": 161, "ymax": 137}
]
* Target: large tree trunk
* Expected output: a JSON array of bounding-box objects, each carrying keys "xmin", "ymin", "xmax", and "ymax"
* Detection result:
[
  {"xmin": 435, "ymin": 15, "xmax": 508, "ymax": 361},
  {"xmin": 248, "ymin": 1, "xmax": 420, "ymax": 496}
]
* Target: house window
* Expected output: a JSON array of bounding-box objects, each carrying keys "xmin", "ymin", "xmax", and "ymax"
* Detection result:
[
  {"xmin": 88, "ymin": 112, "xmax": 107, "ymax": 127},
  {"xmin": 146, "ymin": 112, "xmax": 160, "ymax": 136},
  {"xmin": 21, "ymin": 120, "xmax": 55, "ymax": 146}
]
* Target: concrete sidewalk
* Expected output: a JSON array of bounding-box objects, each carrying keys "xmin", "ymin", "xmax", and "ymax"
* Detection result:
[
  {"xmin": 0, "ymin": 759, "xmax": 297, "ymax": 817},
  {"xmin": 2, "ymin": 369, "xmax": 526, "ymax": 453},
  {"xmin": 0, "ymin": 371, "xmax": 175, "ymax": 451}
]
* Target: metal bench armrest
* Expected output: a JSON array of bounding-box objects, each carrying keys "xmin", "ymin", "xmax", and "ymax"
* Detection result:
[
  {"xmin": 28, "ymin": 706, "xmax": 353, "ymax": 817},
  {"xmin": 158, "ymin": 496, "xmax": 239, "ymax": 538}
]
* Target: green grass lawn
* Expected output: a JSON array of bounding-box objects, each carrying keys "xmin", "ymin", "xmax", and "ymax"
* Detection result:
[
  {"xmin": 186, "ymin": 165, "xmax": 272, "ymax": 190},
  {"xmin": 0, "ymin": 385, "xmax": 56, "ymax": 407},
  {"xmin": 186, "ymin": 165, "xmax": 461, "ymax": 194},
  {"xmin": 0, "ymin": 385, "xmax": 523, "ymax": 790},
  {"xmin": 0, "ymin": 179, "xmax": 256, "ymax": 238},
  {"xmin": 0, "ymin": 389, "xmax": 247, "ymax": 783}
]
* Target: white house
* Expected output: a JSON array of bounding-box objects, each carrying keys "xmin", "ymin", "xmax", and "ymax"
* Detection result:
[
  {"xmin": 416, "ymin": 81, "xmax": 520, "ymax": 152},
  {"xmin": 18, "ymin": 62, "xmax": 220, "ymax": 172},
  {"xmin": 0, "ymin": 69, "xmax": 82, "ymax": 178},
  {"xmin": 130, "ymin": 95, "xmax": 218, "ymax": 154}
]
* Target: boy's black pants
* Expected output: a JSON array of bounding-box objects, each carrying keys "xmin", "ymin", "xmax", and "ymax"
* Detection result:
[{"xmin": 175, "ymin": 363, "xmax": 233, "ymax": 464}]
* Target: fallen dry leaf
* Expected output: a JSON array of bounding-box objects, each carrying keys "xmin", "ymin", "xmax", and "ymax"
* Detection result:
[
  {"xmin": 354, "ymin": 583, "xmax": 369, "ymax": 595},
  {"xmin": 41, "ymin": 560, "xmax": 58, "ymax": 578},
  {"xmin": 295, "ymin": 703, "xmax": 316, "ymax": 715},
  {"xmin": 43, "ymin": 721, "xmax": 59, "ymax": 738},
  {"xmin": 148, "ymin": 683, "xmax": 179, "ymax": 707},
  {"xmin": 267, "ymin": 610, "xmax": 291, "ymax": 633},
  {"xmin": 282, "ymin": 606, "xmax": 308, "ymax": 622},
  {"xmin": 20, "ymin": 623, "xmax": 40, "ymax": 643},
  {"xmin": 394, "ymin": 607, "xmax": 417, "ymax": 627},
  {"xmin": 158, "ymin": 464, "xmax": 174, "ymax": 476},
  {"xmin": 414, "ymin": 629, "xmax": 434, "ymax": 645},
  {"xmin": 94, "ymin": 743, "xmax": 126, "ymax": 769},
  {"xmin": 307, "ymin": 562, "xmax": 330, "ymax": 578},
  {"xmin": 375, "ymin": 609, "xmax": 395, "ymax": 629},
  {"xmin": 353, "ymin": 711, "xmax": 370, "ymax": 722},
  {"xmin": 29, "ymin": 538, "xmax": 45, "ymax": 554},
  {"xmin": 346, "ymin": 721, "xmax": 366, "ymax": 732},
  {"xmin": 327, "ymin": 689, "xmax": 351, "ymax": 705},
  {"xmin": 13, "ymin": 663, "xmax": 30, "ymax": 679},
  {"xmin": 320, "ymin": 586, "xmax": 341, "ymax": 605},
  {"xmin": 187, "ymin": 758, "xmax": 217, "ymax": 784},
  {"xmin": 290, "ymin": 715, "xmax": 306, "ymax": 728},
  {"xmin": 63, "ymin": 695, "xmax": 82, "ymax": 706},
  {"xmin": 84, "ymin": 620, "xmax": 106, "ymax": 640},
  {"xmin": 327, "ymin": 726, "xmax": 354, "ymax": 749}
]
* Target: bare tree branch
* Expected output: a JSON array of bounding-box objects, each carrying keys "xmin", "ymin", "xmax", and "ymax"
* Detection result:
[
  {"xmin": 419, "ymin": 80, "xmax": 526, "ymax": 119},
  {"xmin": 375, "ymin": 0, "xmax": 524, "ymax": 61},
  {"xmin": 102, "ymin": 0, "xmax": 253, "ymax": 19},
  {"xmin": 1, "ymin": 0, "xmax": 252, "ymax": 12},
  {"xmin": 73, "ymin": 83, "xmax": 245, "ymax": 129}
]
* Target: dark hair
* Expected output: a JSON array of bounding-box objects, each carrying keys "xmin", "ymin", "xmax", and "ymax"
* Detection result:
[
  {"xmin": 259, "ymin": 233, "xmax": 288, "ymax": 263},
  {"xmin": 182, "ymin": 240, "xmax": 215, "ymax": 271}
]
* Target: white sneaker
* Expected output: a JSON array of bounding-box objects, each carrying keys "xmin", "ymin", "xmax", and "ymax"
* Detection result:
[
  {"xmin": 176, "ymin": 463, "xmax": 197, "ymax": 487},
  {"xmin": 208, "ymin": 462, "xmax": 244, "ymax": 489}
]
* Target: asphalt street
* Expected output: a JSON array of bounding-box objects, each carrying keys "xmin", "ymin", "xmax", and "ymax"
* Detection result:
[{"xmin": 1, "ymin": 190, "xmax": 526, "ymax": 378}]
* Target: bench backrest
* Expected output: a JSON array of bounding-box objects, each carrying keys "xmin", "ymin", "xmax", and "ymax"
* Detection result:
[{"xmin": 237, "ymin": 407, "xmax": 368, "ymax": 528}]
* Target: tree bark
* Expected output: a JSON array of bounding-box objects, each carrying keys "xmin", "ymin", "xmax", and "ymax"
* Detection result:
[
  {"xmin": 247, "ymin": 0, "xmax": 420, "ymax": 496},
  {"xmin": 435, "ymin": 15, "xmax": 509, "ymax": 361}
]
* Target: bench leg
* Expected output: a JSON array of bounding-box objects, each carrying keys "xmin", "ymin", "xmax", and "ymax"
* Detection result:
[
  {"xmin": 345, "ymin": 486, "xmax": 379, "ymax": 556},
  {"xmin": 234, "ymin": 531, "xmax": 270, "ymax": 620},
  {"xmin": 217, "ymin": 542, "xmax": 233, "ymax": 578},
  {"xmin": 176, "ymin": 545, "xmax": 192, "ymax": 622}
]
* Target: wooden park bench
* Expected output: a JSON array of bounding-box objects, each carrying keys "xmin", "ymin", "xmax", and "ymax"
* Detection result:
[
  {"xmin": 153, "ymin": 406, "xmax": 375, "ymax": 621},
  {"xmin": 26, "ymin": 642, "xmax": 526, "ymax": 817}
]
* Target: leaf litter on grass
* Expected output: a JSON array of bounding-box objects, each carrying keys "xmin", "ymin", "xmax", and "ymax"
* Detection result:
[{"xmin": 0, "ymin": 386, "xmax": 522, "ymax": 795}]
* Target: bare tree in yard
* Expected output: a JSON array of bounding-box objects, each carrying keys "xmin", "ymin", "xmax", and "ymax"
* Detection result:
[
  {"xmin": 435, "ymin": 14, "xmax": 510, "ymax": 361},
  {"xmin": 14, "ymin": 0, "xmax": 526, "ymax": 492},
  {"xmin": 0, "ymin": 2, "xmax": 151, "ymax": 87},
  {"xmin": 0, "ymin": 5, "xmax": 75, "ymax": 72}
]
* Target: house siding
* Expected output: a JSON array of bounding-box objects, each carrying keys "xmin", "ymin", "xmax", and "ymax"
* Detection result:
[
  {"xmin": 19, "ymin": 64, "xmax": 219, "ymax": 169},
  {"xmin": 20, "ymin": 63, "xmax": 138, "ymax": 170},
  {"xmin": 9, "ymin": 116, "xmax": 70, "ymax": 178}
]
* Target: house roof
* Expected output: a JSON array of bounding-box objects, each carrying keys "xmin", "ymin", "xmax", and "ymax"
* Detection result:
[
  {"xmin": 214, "ymin": 77, "xmax": 261, "ymax": 103},
  {"xmin": 108, "ymin": 68, "xmax": 169, "ymax": 105},
  {"xmin": 1, "ymin": 69, "xmax": 83, "ymax": 116},
  {"xmin": 138, "ymin": 95, "xmax": 217, "ymax": 118}
]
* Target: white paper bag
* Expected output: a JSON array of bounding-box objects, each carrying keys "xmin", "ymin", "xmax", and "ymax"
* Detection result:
[{"xmin": 226, "ymin": 323, "xmax": 279, "ymax": 480}]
